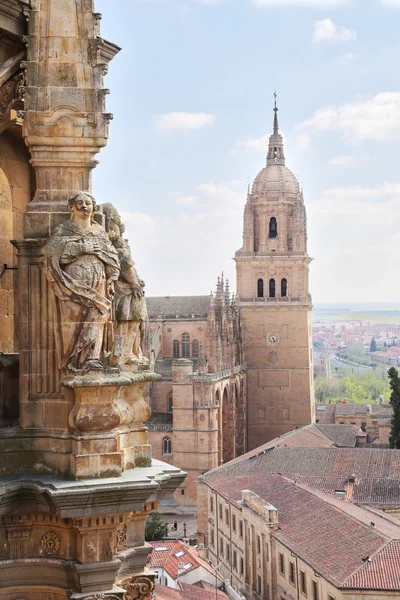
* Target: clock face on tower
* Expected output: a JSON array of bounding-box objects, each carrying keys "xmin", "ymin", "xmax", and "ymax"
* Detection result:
[{"xmin": 267, "ymin": 332, "xmax": 280, "ymax": 345}]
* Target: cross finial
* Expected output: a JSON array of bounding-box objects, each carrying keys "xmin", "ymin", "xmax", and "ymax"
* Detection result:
[{"xmin": 273, "ymin": 90, "xmax": 279, "ymax": 135}]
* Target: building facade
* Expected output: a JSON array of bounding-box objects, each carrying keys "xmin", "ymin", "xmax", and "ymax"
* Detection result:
[
  {"xmin": 0, "ymin": 2, "xmax": 185, "ymax": 598},
  {"xmin": 235, "ymin": 101, "xmax": 315, "ymax": 449},
  {"xmin": 146, "ymin": 276, "xmax": 246, "ymax": 510}
]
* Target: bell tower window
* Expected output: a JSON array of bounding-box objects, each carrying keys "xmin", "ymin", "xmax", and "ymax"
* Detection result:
[
  {"xmin": 269, "ymin": 217, "xmax": 277, "ymax": 239},
  {"xmin": 257, "ymin": 279, "xmax": 264, "ymax": 298},
  {"xmin": 281, "ymin": 278, "xmax": 288, "ymax": 297},
  {"xmin": 269, "ymin": 279, "xmax": 276, "ymax": 298}
]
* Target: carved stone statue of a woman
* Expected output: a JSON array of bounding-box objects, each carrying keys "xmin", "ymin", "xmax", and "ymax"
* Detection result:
[
  {"xmin": 101, "ymin": 203, "xmax": 148, "ymax": 369},
  {"xmin": 45, "ymin": 192, "xmax": 120, "ymax": 372}
]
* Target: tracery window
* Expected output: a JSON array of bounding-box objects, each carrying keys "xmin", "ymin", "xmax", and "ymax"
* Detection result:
[
  {"xmin": 269, "ymin": 217, "xmax": 277, "ymax": 239},
  {"xmin": 257, "ymin": 278, "xmax": 264, "ymax": 298},
  {"xmin": 173, "ymin": 340, "xmax": 180, "ymax": 358},
  {"xmin": 269, "ymin": 278, "xmax": 276, "ymax": 298},
  {"xmin": 281, "ymin": 278, "xmax": 288, "ymax": 297},
  {"xmin": 192, "ymin": 339, "xmax": 199, "ymax": 357},
  {"xmin": 182, "ymin": 333, "xmax": 190, "ymax": 358},
  {"xmin": 162, "ymin": 437, "xmax": 172, "ymax": 455}
]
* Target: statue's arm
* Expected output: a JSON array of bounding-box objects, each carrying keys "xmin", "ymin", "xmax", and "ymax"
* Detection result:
[{"xmin": 60, "ymin": 240, "xmax": 86, "ymax": 265}]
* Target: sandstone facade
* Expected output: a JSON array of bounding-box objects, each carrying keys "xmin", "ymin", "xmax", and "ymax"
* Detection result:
[
  {"xmin": 236, "ymin": 100, "xmax": 315, "ymax": 449},
  {"xmin": 0, "ymin": 2, "xmax": 185, "ymax": 598},
  {"xmin": 145, "ymin": 277, "xmax": 246, "ymax": 510}
]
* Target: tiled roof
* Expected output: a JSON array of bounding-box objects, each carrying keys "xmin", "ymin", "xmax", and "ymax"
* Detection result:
[
  {"xmin": 205, "ymin": 424, "xmax": 335, "ymax": 473},
  {"xmin": 154, "ymin": 357, "xmax": 199, "ymax": 378},
  {"xmin": 207, "ymin": 473, "xmax": 400, "ymax": 588},
  {"xmin": 335, "ymin": 403, "xmax": 370, "ymax": 417},
  {"xmin": 178, "ymin": 582, "xmax": 228, "ymax": 599},
  {"xmin": 147, "ymin": 296, "xmax": 211, "ymax": 319},
  {"xmin": 293, "ymin": 475, "xmax": 400, "ymax": 508},
  {"xmin": 155, "ymin": 583, "xmax": 228, "ymax": 600},
  {"xmin": 146, "ymin": 412, "xmax": 173, "ymax": 425},
  {"xmin": 315, "ymin": 403, "xmax": 336, "ymax": 424},
  {"xmin": 206, "ymin": 447, "xmax": 400, "ymax": 481},
  {"xmin": 149, "ymin": 540, "xmax": 217, "ymax": 581},
  {"xmin": 343, "ymin": 541, "xmax": 400, "ymax": 590},
  {"xmin": 316, "ymin": 424, "xmax": 358, "ymax": 447}
]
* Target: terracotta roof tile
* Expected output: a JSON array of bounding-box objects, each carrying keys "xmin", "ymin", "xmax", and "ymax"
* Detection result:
[
  {"xmin": 316, "ymin": 424, "xmax": 358, "ymax": 447},
  {"xmin": 315, "ymin": 404, "xmax": 337, "ymax": 424},
  {"xmin": 343, "ymin": 541, "xmax": 400, "ymax": 590},
  {"xmin": 207, "ymin": 474, "xmax": 397, "ymax": 588}
]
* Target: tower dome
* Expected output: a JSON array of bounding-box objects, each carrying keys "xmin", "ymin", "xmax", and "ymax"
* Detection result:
[
  {"xmin": 252, "ymin": 164, "xmax": 300, "ymax": 196},
  {"xmin": 251, "ymin": 94, "xmax": 300, "ymax": 199}
]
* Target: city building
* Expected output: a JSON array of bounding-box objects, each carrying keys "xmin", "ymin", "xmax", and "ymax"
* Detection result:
[
  {"xmin": 235, "ymin": 99, "xmax": 315, "ymax": 449},
  {"xmin": 198, "ymin": 434, "xmax": 400, "ymax": 599},
  {"xmin": 146, "ymin": 275, "xmax": 246, "ymax": 510}
]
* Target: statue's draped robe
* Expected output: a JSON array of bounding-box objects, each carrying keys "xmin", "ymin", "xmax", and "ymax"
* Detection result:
[
  {"xmin": 45, "ymin": 221, "xmax": 120, "ymax": 370},
  {"xmin": 112, "ymin": 238, "xmax": 147, "ymax": 365}
]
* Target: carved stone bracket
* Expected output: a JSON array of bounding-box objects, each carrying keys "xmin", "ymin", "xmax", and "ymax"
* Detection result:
[{"xmin": 121, "ymin": 575, "xmax": 156, "ymax": 600}]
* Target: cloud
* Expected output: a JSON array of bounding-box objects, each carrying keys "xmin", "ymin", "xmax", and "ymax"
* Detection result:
[
  {"xmin": 341, "ymin": 52, "xmax": 358, "ymax": 61},
  {"xmin": 155, "ymin": 112, "xmax": 216, "ymax": 132},
  {"xmin": 251, "ymin": 0, "xmax": 350, "ymax": 6},
  {"xmin": 120, "ymin": 181, "xmax": 245, "ymax": 296},
  {"xmin": 328, "ymin": 154, "xmax": 369, "ymax": 166},
  {"xmin": 379, "ymin": 0, "xmax": 400, "ymax": 7},
  {"xmin": 296, "ymin": 134, "xmax": 311, "ymax": 150},
  {"xmin": 308, "ymin": 182, "xmax": 400, "ymax": 302},
  {"xmin": 298, "ymin": 92, "xmax": 400, "ymax": 143},
  {"xmin": 232, "ymin": 133, "xmax": 270, "ymax": 153},
  {"xmin": 313, "ymin": 18, "xmax": 356, "ymax": 43}
]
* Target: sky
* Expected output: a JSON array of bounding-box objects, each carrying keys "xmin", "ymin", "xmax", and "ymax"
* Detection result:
[{"xmin": 93, "ymin": 0, "xmax": 400, "ymax": 303}]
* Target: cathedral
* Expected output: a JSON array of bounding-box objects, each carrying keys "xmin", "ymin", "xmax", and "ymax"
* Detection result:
[
  {"xmin": 146, "ymin": 100, "xmax": 315, "ymax": 507},
  {"xmin": 236, "ymin": 99, "xmax": 315, "ymax": 449}
]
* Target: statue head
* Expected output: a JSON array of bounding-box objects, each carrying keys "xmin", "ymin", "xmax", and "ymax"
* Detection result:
[
  {"xmin": 101, "ymin": 202, "xmax": 125, "ymax": 241},
  {"xmin": 68, "ymin": 192, "xmax": 97, "ymax": 225}
]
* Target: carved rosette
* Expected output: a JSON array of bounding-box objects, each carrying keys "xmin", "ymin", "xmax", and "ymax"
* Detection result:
[
  {"xmin": 122, "ymin": 575, "xmax": 156, "ymax": 600},
  {"xmin": 40, "ymin": 531, "xmax": 61, "ymax": 556}
]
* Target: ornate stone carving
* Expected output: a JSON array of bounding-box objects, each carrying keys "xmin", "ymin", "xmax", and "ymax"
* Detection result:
[
  {"xmin": 101, "ymin": 203, "xmax": 148, "ymax": 370},
  {"xmin": 45, "ymin": 192, "xmax": 120, "ymax": 372},
  {"xmin": 268, "ymin": 350, "xmax": 279, "ymax": 364},
  {"xmin": 40, "ymin": 531, "xmax": 61, "ymax": 556},
  {"xmin": 116, "ymin": 523, "xmax": 127, "ymax": 552},
  {"xmin": 0, "ymin": 72, "xmax": 25, "ymax": 120},
  {"xmin": 122, "ymin": 575, "xmax": 156, "ymax": 600}
]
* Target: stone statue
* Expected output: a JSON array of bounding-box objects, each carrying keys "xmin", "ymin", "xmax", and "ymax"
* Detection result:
[
  {"xmin": 45, "ymin": 192, "xmax": 120, "ymax": 372},
  {"xmin": 101, "ymin": 203, "xmax": 148, "ymax": 369}
]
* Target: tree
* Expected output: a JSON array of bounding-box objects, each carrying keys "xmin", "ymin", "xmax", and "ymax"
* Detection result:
[
  {"xmin": 145, "ymin": 512, "xmax": 169, "ymax": 541},
  {"xmin": 370, "ymin": 338, "xmax": 377, "ymax": 353},
  {"xmin": 389, "ymin": 367, "xmax": 400, "ymax": 449}
]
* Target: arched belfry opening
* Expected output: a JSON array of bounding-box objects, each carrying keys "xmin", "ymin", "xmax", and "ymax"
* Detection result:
[
  {"xmin": 281, "ymin": 278, "xmax": 288, "ymax": 298},
  {"xmin": 269, "ymin": 278, "xmax": 276, "ymax": 298},
  {"xmin": 257, "ymin": 278, "xmax": 264, "ymax": 298},
  {"xmin": 269, "ymin": 217, "xmax": 277, "ymax": 239}
]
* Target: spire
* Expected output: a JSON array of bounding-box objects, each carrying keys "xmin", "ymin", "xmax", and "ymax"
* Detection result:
[
  {"xmin": 273, "ymin": 90, "xmax": 279, "ymax": 135},
  {"xmin": 267, "ymin": 91, "xmax": 286, "ymax": 167}
]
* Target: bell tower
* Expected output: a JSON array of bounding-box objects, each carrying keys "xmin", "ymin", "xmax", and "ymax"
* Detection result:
[{"xmin": 236, "ymin": 96, "xmax": 315, "ymax": 450}]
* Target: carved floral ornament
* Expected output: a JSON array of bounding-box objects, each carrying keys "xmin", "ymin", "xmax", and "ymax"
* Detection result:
[
  {"xmin": 0, "ymin": 71, "xmax": 25, "ymax": 120},
  {"xmin": 40, "ymin": 531, "xmax": 61, "ymax": 556},
  {"xmin": 122, "ymin": 576, "xmax": 156, "ymax": 600}
]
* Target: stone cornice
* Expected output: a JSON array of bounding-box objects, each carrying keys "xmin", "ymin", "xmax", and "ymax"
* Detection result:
[{"xmin": 0, "ymin": 0, "xmax": 26, "ymax": 38}]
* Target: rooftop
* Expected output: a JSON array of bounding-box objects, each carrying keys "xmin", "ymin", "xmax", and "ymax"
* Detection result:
[
  {"xmin": 207, "ymin": 473, "xmax": 400, "ymax": 589},
  {"xmin": 147, "ymin": 296, "xmax": 210, "ymax": 320}
]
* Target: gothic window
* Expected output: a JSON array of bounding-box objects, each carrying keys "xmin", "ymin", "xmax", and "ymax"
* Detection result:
[
  {"xmin": 269, "ymin": 217, "xmax": 277, "ymax": 239},
  {"xmin": 257, "ymin": 278, "xmax": 264, "ymax": 298},
  {"xmin": 269, "ymin": 278, "xmax": 276, "ymax": 298},
  {"xmin": 192, "ymin": 339, "xmax": 199, "ymax": 357},
  {"xmin": 162, "ymin": 437, "xmax": 172, "ymax": 455},
  {"xmin": 281, "ymin": 278, "xmax": 288, "ymax": 297},
  {"xmin": 168, "ymin": 392, "xmax": 173, "ymax": 413},
  {"xmin": 173, "ymin": 340, "xmax": 180, "ymax": 358},
  {"xmin": 182, "ymin": 333, "xmax": 190, "ymax": 357}
]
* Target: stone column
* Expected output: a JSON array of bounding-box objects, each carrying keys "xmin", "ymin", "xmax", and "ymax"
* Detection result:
[{"xmin": 21, "ymin": 0, "xmax": 119, "ymax": 238}]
